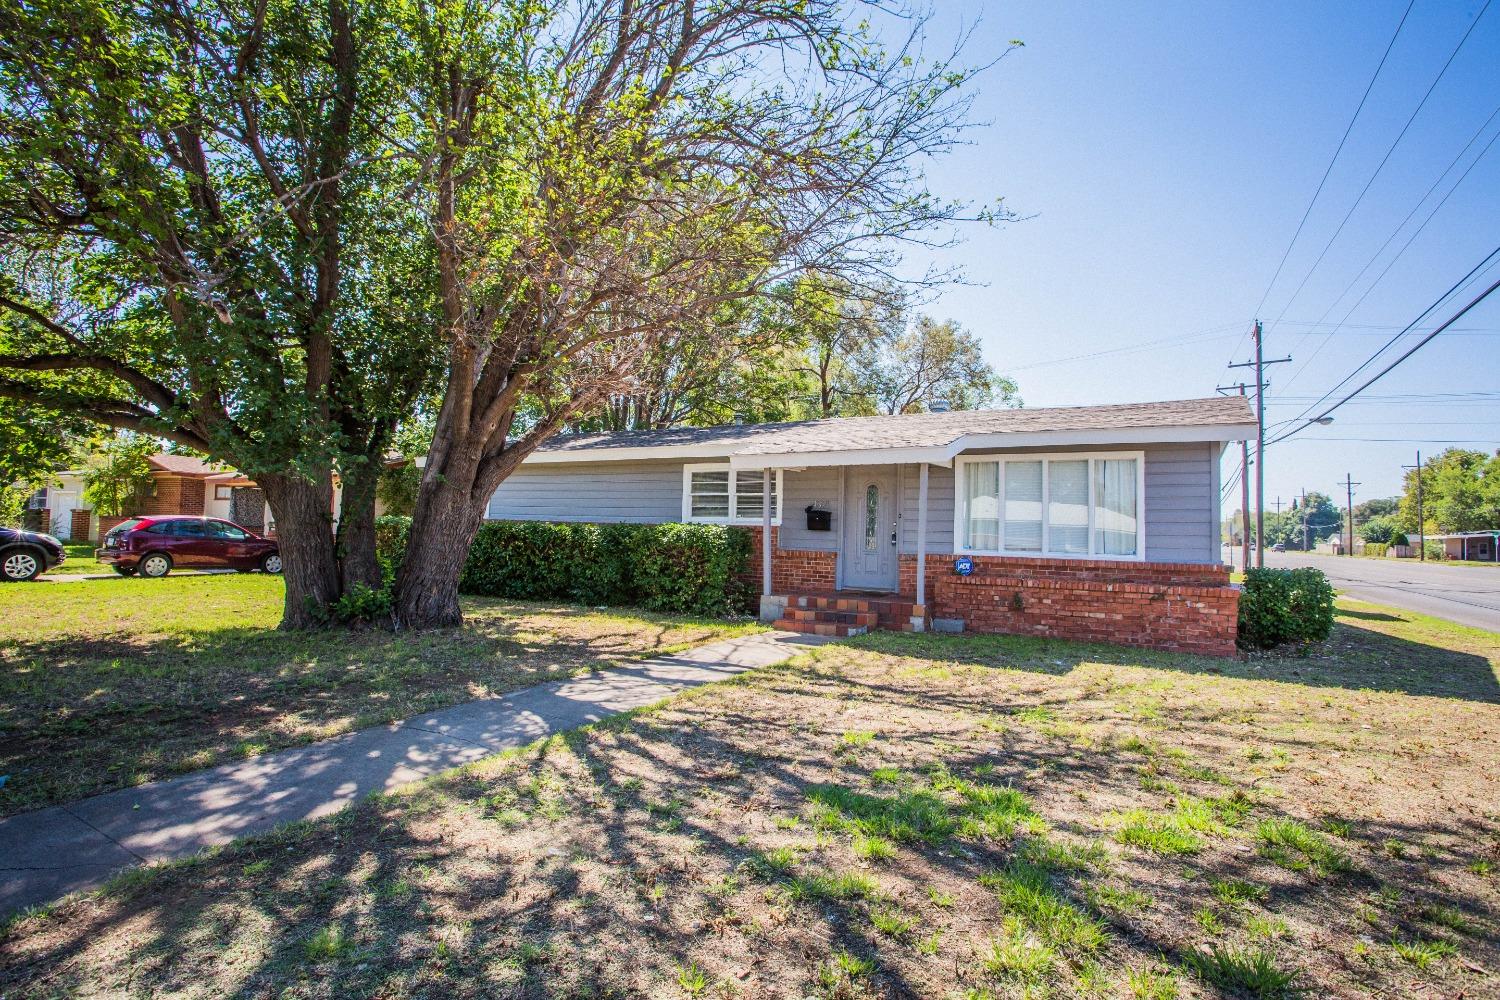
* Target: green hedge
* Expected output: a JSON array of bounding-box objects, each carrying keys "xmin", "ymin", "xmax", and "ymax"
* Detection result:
[
  {"xmin": 375, "ymin": 516, "xmax": 752, "ymax": 616},
  {"xmin": 1237, "ymin": 567, "xmax": 1335, "ymax": 650},
  {"xmin": 374, "ymin": 514, "xmax": 411, "ymax": 584}
]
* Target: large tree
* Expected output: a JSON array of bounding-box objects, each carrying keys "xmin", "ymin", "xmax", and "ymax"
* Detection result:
[
  {"xmin": 392, "ymin": 0, "xmax": 1008, "ymax": 627},
  {"xmin": 0, "ymin": 0, "xmax": 440, "ymax": 625},
  {"xmin": 1399, "ymin": 448, "xmax": 1500, "ymax": 535},
  {"xmin": 866, "ymin": 314, "xmax": 1016, "ymax": 414}
]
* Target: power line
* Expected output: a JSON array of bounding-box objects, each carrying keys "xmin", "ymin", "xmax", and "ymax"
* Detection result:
[
  {"xmin": 1009, "ymin": 323, "xmax": 1241, "ymax": 371},
  {"xmin": 1277, "ymin": 104, "xmax": 1500, "ymax": 393},
  {"xmin": 1235, "ymin": 0, "xmax": 1417, "ymax": 369},
  {"xmin": 1264, "ymin": 0, "xmax": 1493, "ymax": 334},
  {"xmin": 1272, "ymin": 244, "xmax": 1500, "ymax": 432},
  {"xmin": 1268, "ymin": 265, "xmax": 1500, "ymax": 447},
  {"xmin": 1279, "ymin": 437, "xmax": 1500, "ymax": 443}
]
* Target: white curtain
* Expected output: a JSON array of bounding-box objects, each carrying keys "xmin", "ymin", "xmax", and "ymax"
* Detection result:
[
  {"xmin": 965, "ymin": 461, "xmax": 1001, "ymax": 549},
  {"xmin": 1048, "ymin": 460, "xmax": 1089, "ymax": 554},
  {"xmin": 1004, "ymin": 460, "xmax": 1043, "ymax": 551},
  {"xmin": 1094, "ymin": 458, "xmax": 1138, "ymax": 555}
]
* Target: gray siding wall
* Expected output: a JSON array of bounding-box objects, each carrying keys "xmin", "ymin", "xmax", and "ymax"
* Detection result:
[
  {"xmin": 486, "ymin": 459, "xmax": 683, "ymax": 523},
  {"xmin": 1142, "ymin": 442, "xmax": 1219, "ymax": 564},
  {"xmin": 488, "ymin": 442, "xmax": 1223, "ymax": 564},
  {"xmin": 898, "ymin": 463, "xmax": 955, "ymax": 553},
  {"xmin": 780, "ymin": 467, "xmax": 841, "ymax": 552}
]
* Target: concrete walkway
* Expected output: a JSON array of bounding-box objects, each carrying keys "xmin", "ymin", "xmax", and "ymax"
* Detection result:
[
  {"xmin": 40, "ymin": 568, "xmax": 239, "ymax": 582},
  {"xmin": 0, "ymin": 630, "xmax": 824, "ymax": 916}
]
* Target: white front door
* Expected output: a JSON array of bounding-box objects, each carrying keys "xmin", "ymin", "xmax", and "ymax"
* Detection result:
[
  {"xmin": 842, "ymin": 469, "xmax": 899, "ymax": 591},
  {"xmin": 51, "ymin": 491, "xmax": 79, "ymax": 540}
]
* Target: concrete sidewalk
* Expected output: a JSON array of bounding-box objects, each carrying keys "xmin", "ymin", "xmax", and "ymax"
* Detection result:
[{"xmin": 0, "ymin": 630, "xmax": 824, "ymax": 916}]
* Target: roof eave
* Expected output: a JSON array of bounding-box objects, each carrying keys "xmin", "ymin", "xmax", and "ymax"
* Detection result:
[
  {"xmin": 522, "ymin": 421, "xmax": 1256, "ymax": 468},
  {"xmin": 729, "ymin": 422, "xmax": 1255, "ymax": 469}
]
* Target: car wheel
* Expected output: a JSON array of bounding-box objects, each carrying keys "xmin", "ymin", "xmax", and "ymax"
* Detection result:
[
  {"xmin": 139, "ymin": 552, "xmax": 173, "ymax": 578},
  {"xmin": 1, "ymin": 548, "xmax": 43, "ymax": 582},
  {"xmin": 261, "ymin": 552, "xmax": 283, "ymax": 574},
  {"xmin": 114, "ymin": 565, "xmax": 136, "ymax": 577}
]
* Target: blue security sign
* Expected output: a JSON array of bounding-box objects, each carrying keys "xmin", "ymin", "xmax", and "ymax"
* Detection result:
[{"xmin": 954, "ymin": 556, "xmax": 974, "ymax": 576}]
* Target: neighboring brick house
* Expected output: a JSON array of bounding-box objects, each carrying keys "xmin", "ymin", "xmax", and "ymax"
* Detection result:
[
  {"xmin": 41, "ymin": 454, "xmax": 269, "ymax": 542},
  {"xmin": 484, "ymin": 397, "xmax": 1256, "ymax": 656}
]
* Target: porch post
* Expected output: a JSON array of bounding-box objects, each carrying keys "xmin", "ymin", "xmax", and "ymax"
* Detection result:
[
  {"xmin": 762, "ymin": 468, "xmax": 773, "ymax": 596},
  {"xmin": 915, "ymin": 462, "xmax": 929, "ymax": 608}
]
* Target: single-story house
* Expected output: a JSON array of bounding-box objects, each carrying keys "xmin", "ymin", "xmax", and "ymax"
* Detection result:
[
  {"xmin": 35, "ymin": 453, "xmax": 395, "ymax": 541},
  {"xmin": 487, "ymin": 396, "xmax": 1256, "ymax": 655},
  {"xmin": 33, "ymin": 454, "xmax": 268, "ymax": 542},
  {"xmin": 1429, "ymin": 532, "xmax": 1498, "ymax": 562}
]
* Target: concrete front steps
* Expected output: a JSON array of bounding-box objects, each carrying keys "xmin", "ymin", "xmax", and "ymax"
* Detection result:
[{"xmin": 772, "ymin": 593, "xmax": 925, "ymax": 637}]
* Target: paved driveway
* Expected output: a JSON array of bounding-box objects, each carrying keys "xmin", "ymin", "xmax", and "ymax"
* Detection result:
[{"xmin": 1229, "ymin": 548, "xmax": 1500, "ymax": 632}]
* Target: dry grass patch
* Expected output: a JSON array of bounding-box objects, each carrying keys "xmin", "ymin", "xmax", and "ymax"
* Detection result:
[
  {"xmin": 0, "ymin": 574, "xmax": 763, "ymax": 815},
  {"xmin": 1, "ymin": 599, "xmax": 1497, "ymax": 998}
]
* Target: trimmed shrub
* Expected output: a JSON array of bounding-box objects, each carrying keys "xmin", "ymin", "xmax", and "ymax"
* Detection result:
[
  {"xmin": 628, "ymin": 522, "xmax": 752, "ymax": 616},
  {"xmin": 374, "ymin": 514, "xmax": 411, "ymax": 583},
  {"xmin": 1237, "ymin": 567, "xmax": 1335, "ymax": 650},
  {"xmin": 460, "ymin": 520, "xmax": 751, "ymax": 616},
  {"xmin": 1363, "ymin": 542, "xmax": 1387, "ymax": 558}
]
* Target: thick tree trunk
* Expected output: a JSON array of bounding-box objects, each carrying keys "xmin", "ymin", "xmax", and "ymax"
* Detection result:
[
  {"xmin": 259, "ymin": 472, "xmax": 340, "ymax": 629},
  {"xmin": 334, "ymin": 463, "xmax": 382, "ymax": 593},
  {"xmin": 392, "ymin": 470, "xmax": 489, "ymax": 629}
]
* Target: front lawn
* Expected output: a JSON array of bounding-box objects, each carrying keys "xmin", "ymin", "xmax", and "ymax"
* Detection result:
[
  {"xmin": 3, "ymin": 599, "xmax": 1496, "ymax": 997},
  {"xmin": 0, "ymin": 574, "xmax": 764, "ymax": 816},
  {"xmin": 45, "ymin": 542, "xmax": 112, "ymax": 575}
]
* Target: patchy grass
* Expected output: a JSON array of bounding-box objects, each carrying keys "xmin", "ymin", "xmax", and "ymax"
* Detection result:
[
  {"xmin": 0, "ymin": 599, "xmax": 1496, "ymax": 998},
  {"xmin": 0, "ymin": 574, "xmax": 763, "ymax": 815}
]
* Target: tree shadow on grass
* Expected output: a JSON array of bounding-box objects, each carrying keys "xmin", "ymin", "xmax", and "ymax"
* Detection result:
[
  {"xmin": 0, "ymin": 599, "xmax": 748, "ymax": 817},
  {"xmin": 6, "ymin": 653, "xmax": 1496, "ymax": 999},
  {"xmin": 838, "ymin": 619, "xmax": 1500, "ymax": 704}
]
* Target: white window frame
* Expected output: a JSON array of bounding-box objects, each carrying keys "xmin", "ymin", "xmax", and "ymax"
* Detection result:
[
  {"xmin": 953, "ymin": 451, "xmax": 1146, "ymax": 561},
  {"xmin": 681, "ymin": 463, "xmax": 783, "ymax": 525}
]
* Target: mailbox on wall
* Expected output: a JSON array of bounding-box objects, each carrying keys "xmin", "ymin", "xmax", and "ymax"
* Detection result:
[{"xmin": 805, "ymin": 506, "xmax": 832, "ymax": 531}]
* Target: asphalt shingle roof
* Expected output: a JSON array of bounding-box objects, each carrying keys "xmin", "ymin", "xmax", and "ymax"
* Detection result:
[
  {"xmin": 537, "ymin": 396, "xmax": 1254, "ymax": 458},
  {"xmin": 148, "ymin": 453, "xmax": 229, "ymax": 476}
]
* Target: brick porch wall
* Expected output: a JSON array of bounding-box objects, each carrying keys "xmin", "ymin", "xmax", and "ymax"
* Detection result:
[
  {"xmin": 742, "ymin": 526, "xmax": 838, "ymax": 593},
  {"xmin": 899, "ymin": 553, "xmax": 1238, "ymax": 657},
  {"xmin": 70, "ymin": 508, "xmax": 94, "ymax": 543}
]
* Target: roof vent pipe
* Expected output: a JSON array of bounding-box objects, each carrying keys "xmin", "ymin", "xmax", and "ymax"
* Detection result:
[
  {"xmin": 928, "ymin": 400, "xmax": 951, "ymax": 413},
  {"xmin": 733, "ymin": 414, "xmax": 745, "ymax": 425}
]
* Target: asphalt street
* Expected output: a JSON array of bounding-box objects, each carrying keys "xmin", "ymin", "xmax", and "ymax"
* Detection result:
[{"xmin": 1226, "ymin": 547, "xmax": 1500, "ymax": 632}]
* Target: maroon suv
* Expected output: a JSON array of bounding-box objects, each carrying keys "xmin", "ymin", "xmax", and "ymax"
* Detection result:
[{"xmin": 97, "ymin": 516, "xmax": 282, "ymax": 578}]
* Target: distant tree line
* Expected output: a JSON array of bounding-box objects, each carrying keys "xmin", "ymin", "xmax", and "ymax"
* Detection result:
[{"xmin": 1398, "ymin": 448, "xmax": 1500, "ymax": 535}]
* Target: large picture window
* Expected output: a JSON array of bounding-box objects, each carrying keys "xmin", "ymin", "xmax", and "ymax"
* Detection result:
[
  {"xmin": 682, "ymin": 464, "xmax": 781, "ymax": 525},
  {"xmin": 955, "ymin": 453, "xmax": 1144, "ymax": 559}
]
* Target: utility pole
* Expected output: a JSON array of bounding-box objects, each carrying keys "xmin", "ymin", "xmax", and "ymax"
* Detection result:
[
  {"xmin": 1402, "ymin": 451, "xmax": 1425, "ymax": 561},
  {"xmin": 1340, "ymin": 473, "xmax": 1361, "ymax": 557},
  {"xmin": 1230, "ymin": 321, "xmax": 1291, "ymax": 567},
  {"xmin": 1274, "ymin": 496, "xmax": 1283, "ymax": 514},
  {"xmin": 1300, "ymin": 488, "xmax": 1310, "ymax": 552},
  {"xmin": 1217, "ymin": 382, "xmax": 1256, "ymax": 570}
]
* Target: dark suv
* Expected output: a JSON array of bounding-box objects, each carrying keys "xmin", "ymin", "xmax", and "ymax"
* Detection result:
[
  {"xmin": 97, "ymin": 516, "xmax": 281, "ymax": 578},
  {"xmin": 0, "ymin": 526, "xmax": 67, "ymax": 581}
]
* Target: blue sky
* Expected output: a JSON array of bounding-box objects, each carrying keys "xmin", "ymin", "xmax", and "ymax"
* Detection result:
[{"xmin": 908, "ymin": 1, "xmax": 1500, "ymax": 511}]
